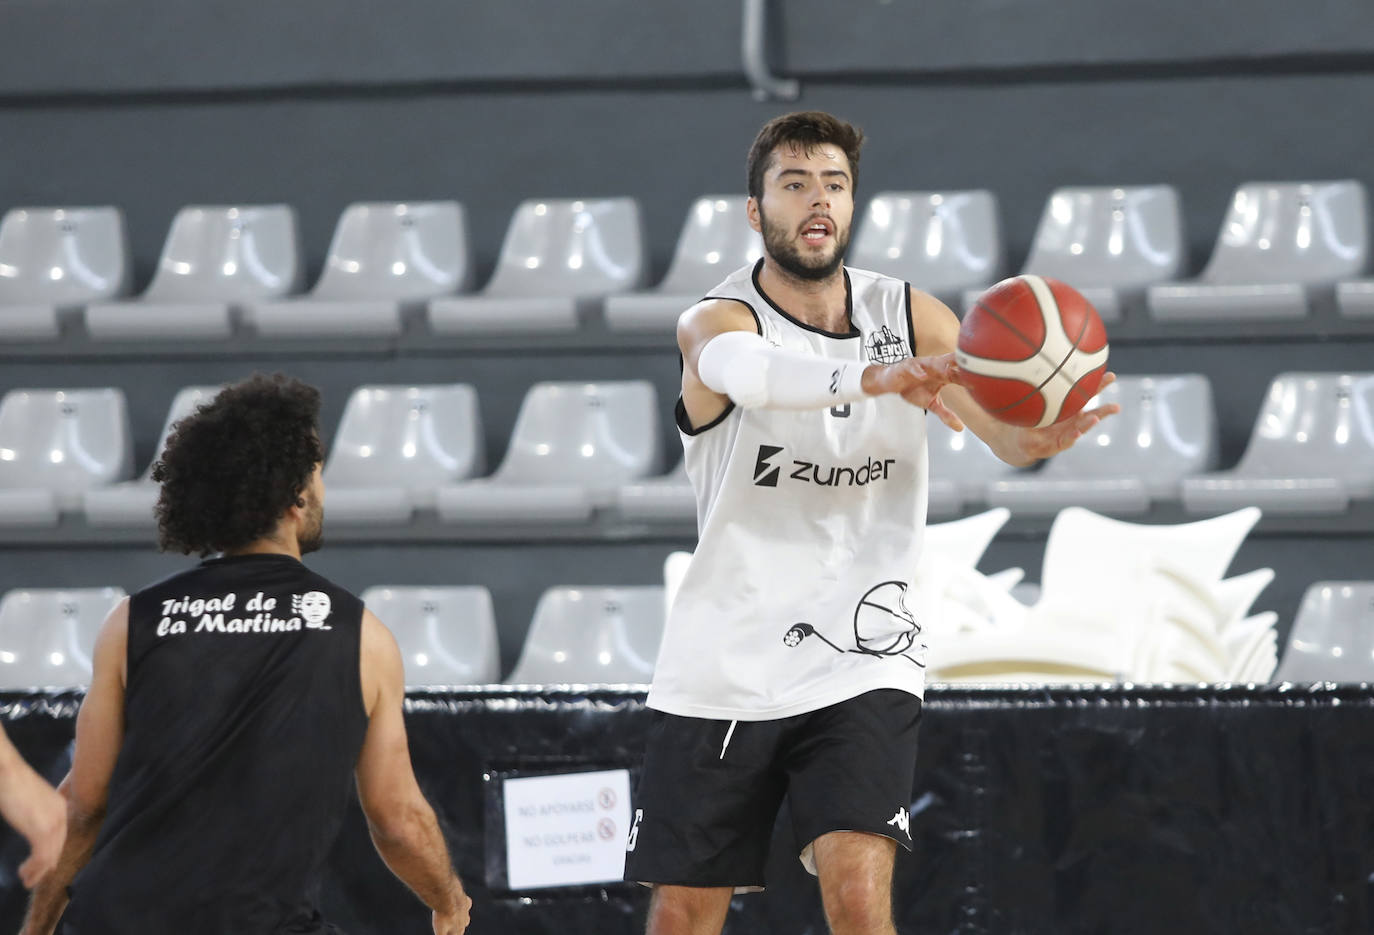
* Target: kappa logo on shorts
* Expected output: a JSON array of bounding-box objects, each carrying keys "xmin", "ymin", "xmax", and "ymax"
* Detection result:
[{"xmin": 887, "ymin": 806, "xmax": 911, "ymax": 839}]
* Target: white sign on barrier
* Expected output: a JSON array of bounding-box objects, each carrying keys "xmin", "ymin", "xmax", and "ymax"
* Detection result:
[{"xmin": 503, "ymin": 768, "xmax": 632, "ymax": 890}]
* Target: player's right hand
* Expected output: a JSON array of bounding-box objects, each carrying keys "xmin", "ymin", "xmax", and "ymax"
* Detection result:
[{"xmin": 861, "ymin": 353, "xmax": 966, "ymax": 430}]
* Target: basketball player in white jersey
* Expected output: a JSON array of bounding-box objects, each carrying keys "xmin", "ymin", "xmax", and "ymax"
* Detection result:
[{"xmin": 624, "ymin": 112, "xmax": 1119, "ymax": 935}]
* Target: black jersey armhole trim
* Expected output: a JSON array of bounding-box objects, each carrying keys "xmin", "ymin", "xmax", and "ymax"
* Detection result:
[
  {"xmin": 677, "ymin": 395, "xmax": 735, "ymax": 436},
  {"xmin": 750, "ymin": 258, "xmax": 860, "ymax": 339},
  {"xmin": 700, "ymin": 295, "xmax": 763, "ymax": 336},
  {"xmin": 904, "ymin": 282, "xmax": 918, "ymax": 356}
]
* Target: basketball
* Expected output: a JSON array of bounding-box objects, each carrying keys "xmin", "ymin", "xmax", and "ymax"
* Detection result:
[{"xmin": 955, "ymin": 275, "xmax": 1110, "ymax": 428}]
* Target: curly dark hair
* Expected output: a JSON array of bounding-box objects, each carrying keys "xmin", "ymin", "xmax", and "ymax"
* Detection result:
[
  {"xmin": 152, "ymin": 373, "xmax": 324, "ymax": 556},
  {"xmin": 746, "ymin": 110, "xmax": 865, "ymax": 200}
]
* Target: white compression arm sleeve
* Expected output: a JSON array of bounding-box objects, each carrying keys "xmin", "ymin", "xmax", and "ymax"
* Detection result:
[{"xmin": 696, "ymin": 330, "xmax": 871, "ymax": 410}]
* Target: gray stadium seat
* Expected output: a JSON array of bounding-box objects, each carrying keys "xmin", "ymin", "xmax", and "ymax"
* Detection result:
[
  {"xmin": 1149, "ymin": 181, "xmax": 1367, "ymax": 321},
  {"xmin": 1274, "ymin": 581, "xmax": 1374, "ymax": 683},
  {"xmin": 505, "ymin": 586, "xmax": 665, "ymax": 685},
  {"xmin": 86, "ymin": 205, "xmax": 301, "ymax": 340},
  {"xmin": 1181, "ymin": 372, "xmax": 1374, "ymax": 514},
  {"xmin": 361, "ymin": 585, "xmax": 500, "ymax": 686},
  {"xmin": 1017, "ymin": 185, "xmax": 1185, "ymax": 322},
  {"xmin": 604, "ymin": 195, "xmax": 761, "ymax": 332},
  {"xmin": 436, "ymin": 381, "xmax": 661, "ymax": 523},
  {"xmin": 0, "ymin": 587, "xmax": 126, "ymax": 688},
  {"xmin": 428, "ymin": 197, "xmax": 645, "ymax": 334},
  {"xmin": 987, "ymin": 374, "xmax": 1217, "ymax": 514},
  {"xmin": 0, "ymin": 207, "xmax": 131, "ymax": 341},
  {"xmin": 0, "ymin": 388, "xmax": 133, "ymax": 526},
  {"xmin": 324, "ymin": 384, "xmax": 485, "ymax": 524},
  {"xmin": 926, "ymin": 417, "xmax": 1023, "ymax": 517},
  {"xmin": 248, "ymin": 201, "xmax": 471, "ymax": 338},
  {"xmin": 1335, "ymin": 278, "xmax": 1374, "ymax": 318},
  {"xmin": 615, "ymin": 459, "xmax": 694, "ymax": 522},
  {"xmin": 83, "ymin": 386, "xmax": 220, "ymax": 527},
  {"xmin": 849, "ymin": 191, "xmax": 1002, "ymax": 302}
]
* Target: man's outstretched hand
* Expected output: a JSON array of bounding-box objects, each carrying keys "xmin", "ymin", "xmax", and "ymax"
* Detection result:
[
  {"xmin": 862, "ymin": 353, "xmax": 965, "ymax": 431},
  {"xmin": 1013, "ymin": 372, "xmax": 1122, "ymax": 461}
]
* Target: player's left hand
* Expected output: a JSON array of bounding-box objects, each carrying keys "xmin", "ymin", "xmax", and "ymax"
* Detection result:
[{"xmin": 1014, "ymin": 372, "xmax": 1121, "ymax": 461}]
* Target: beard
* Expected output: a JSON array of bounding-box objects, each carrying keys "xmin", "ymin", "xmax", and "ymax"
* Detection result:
[
  {"xmin": 758, "ymin": 205, "xmax": 850, "ymax": 282},
  {"xmin": 299, "ymin": 499, "xmax": 324, "ymax": 555}
]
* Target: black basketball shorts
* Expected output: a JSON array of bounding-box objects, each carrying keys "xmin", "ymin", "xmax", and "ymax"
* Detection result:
[{"xmin": 623, "ymin": 688, "xmax": 922, "ymax": 891}]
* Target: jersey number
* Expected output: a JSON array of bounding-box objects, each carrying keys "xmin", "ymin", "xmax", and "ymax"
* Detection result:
[{"xmin": 829, "ymin": 404, "xmax": 851, "ymax": 418}]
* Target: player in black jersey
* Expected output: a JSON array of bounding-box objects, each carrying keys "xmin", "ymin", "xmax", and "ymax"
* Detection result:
[{"xmin": 21, "ymin": 374, "xmax": 470, "ymax": 935}]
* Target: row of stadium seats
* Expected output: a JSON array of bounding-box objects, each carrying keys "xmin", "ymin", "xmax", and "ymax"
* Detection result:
[
  {"xmin": 0, "ymin": 538, "xmax": 1367, "ymax": 689},
  {"xmin": 0, "ymin": 371, "xmax": 1370, "ymax": 528},
  {"xmin": 1, "ymin": 180, "xmax": 1371, "ymax": 342},
  {"xmin": 0, "ymin": 583, "xmax": 663, "ymax": 689}
]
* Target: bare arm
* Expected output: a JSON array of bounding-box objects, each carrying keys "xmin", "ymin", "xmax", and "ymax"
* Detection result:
[
  {"xmin": 22, "ymin": 599, "xmax": 129, "ymax": 935},
  {"xmin": 0, "ymin": 725, "xmax": 66, "ymax": 888},
  {"xmin": 908, "ymin": 286, "xmax": 1120, "ymax": 467},
  {"xmin": 356, "ymin": 610, "xmax": 470, "ymax": 934}
]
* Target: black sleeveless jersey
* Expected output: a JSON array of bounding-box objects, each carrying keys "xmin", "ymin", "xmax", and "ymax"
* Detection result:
[{"xmin": 61, "ymin": 553, "xmax": 368, "ymax": 934}]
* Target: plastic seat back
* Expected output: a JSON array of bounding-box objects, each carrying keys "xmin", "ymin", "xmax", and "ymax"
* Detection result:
[
  {"xmin": 312, "ymin": 202, "xmax": 471, "ymax": 300},
  {"xmin": 923, "ymin": 508, "xmax": 1010, "ymax": 569},
  {"xmin": 362, "ymin": 586, "xmax": 499, "ymax": 685},
  {"xmin": 1275, "ymin": 581, "xmax": 1374, "ymax": 683},
  {"xmin": 1231, "ymin": 373, "xmax": 1374, "ymax": 492},
  {"xmin": 926, "ymin": 416, "xmax": 1020, "ymax": 495},
  {"xmin": 0, "ymin": 389, "xmax": 133, "ymax": 506},
  {"xmin": 0, "ymin": 207, "xmax": 130, "ymax": 304},
  {"xmin": 507, "ymin": 586, "xmax": 665, "ymax": 684},
  {"xmin": 143, "ymin": 205, "xmax": 301, "ymax": 301},
  {"xmin": 1023, "ymin": 186, "xmax": 1184, "ymax": 287},
  {"xmin": 849, "ymin": 191, "xmax": 1002, "ymax": 293},
  {"xmin": 484, "ymin": 198, "xmax": 645, "ymax": 298},
  {"xmin": 325, "ymin": 385, "xmax": 484, "ymax": 500},
  {"xmin": 495, "ymin": 381, "xmax": 661, "ymax": 485},
  {"xmin": 1040, "ymin": 506, "xmax": 1261, "ymax": 617},
  {"xmin": 1200, "ymin": 181, "xmax": 1367, "ymax": 285},
  {"xmin": 657, "ymin": 196, "xmax": 762, "ymax": 294},
  {"xmin": 0, "ymin": 587, "xmax": 126, "ymax": 688},
  {"xmin": 141, "ymin": 385, "xmax": 221, "ymax": 479},
  {"xmin": 1037, "ymin": 375, "xmax": 1217, "ymax": 495}
]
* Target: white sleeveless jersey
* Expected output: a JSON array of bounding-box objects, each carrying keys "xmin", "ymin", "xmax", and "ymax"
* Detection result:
[{"xmin": 647, "ymin": 260, "xmax": 930, "ymax": 721}]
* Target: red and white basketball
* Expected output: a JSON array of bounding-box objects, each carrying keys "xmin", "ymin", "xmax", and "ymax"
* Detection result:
[{"xmin": 956, "ymin": 275, "xmax": 1109, "ymax": 428}]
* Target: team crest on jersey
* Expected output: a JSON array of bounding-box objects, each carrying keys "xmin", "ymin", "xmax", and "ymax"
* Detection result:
[
  {"xmin": 781, "ymin": 581, "xmax": 924, "ymax": 667},
  {"xmin": 292, "ymin": 591, "xmax": 333, "ymax": 630},
  {"xmin": 864, "ymin": 324, "xmax": 907, "ymax": 365}
]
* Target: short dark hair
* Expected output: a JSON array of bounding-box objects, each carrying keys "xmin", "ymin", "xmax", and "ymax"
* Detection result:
[
  {"xmin": 153, "ymin": 373, "xmax": 324, "ymax": 557},
  {"xmin": 746, "ymin": 111, "xmax": 865, "ymax": 200}
]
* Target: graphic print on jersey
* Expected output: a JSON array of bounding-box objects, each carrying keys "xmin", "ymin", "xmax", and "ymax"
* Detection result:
[
  {"xmin": 865, "ymin": 324, "xmax": 907, "ymax": 364},
  {"xmin": 782, "ymin": 581, "xmax": 924, "ymax": 667}
]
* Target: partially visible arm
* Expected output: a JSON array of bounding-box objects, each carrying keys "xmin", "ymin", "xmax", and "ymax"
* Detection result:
[
  {"xmin": 22, "ymin": 599, "xmax": 128, "ymax": 935},
  {"xmin": 355, "ymin": 610, "xmax": 470, "ymax": 935},
  {"xmin": 909, "ymin": 286, "xmax": 1119, "ymax": 467},
  {"xmin": 678, "ymin": 298, "xmax": 966, "ymax": 429},
  {"xmin": 0, "ymin": 725, "xmax": 66, "ymax": 888}
]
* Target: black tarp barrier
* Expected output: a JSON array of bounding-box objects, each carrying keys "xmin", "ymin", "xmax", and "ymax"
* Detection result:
[{"xmin": 1, "ymin": 685, "xmax": 1371, "ymax": 934}]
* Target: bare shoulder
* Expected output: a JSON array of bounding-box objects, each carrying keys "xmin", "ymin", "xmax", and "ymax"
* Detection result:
[
  {"xmin": 676, "ymin": 297, "xmax": 760, "ymax": 356},
  {"xmin": 907, "ymin": 284, "xmax": 962, "ymax": 356},
  {"xmin": 359, "ymin": 609, "xmax": 402, "ymax": 717}
]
